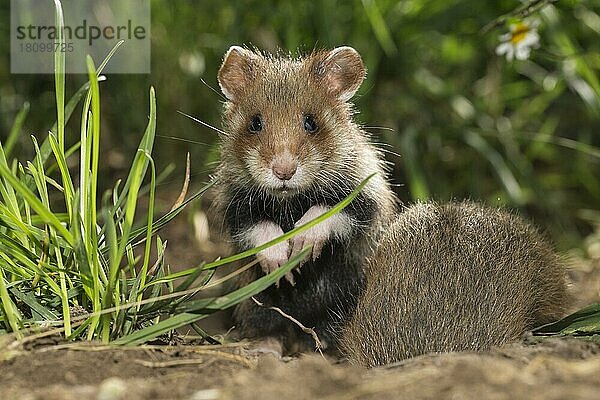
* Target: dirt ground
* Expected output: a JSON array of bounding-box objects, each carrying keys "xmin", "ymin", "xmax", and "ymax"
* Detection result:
[
  {"xmin": 1, "ymin": 207, "xmax": 599, "ymax": 400},
  {"xmin": 1, "ymin": 336, "xmax": 599, "ymax": 400}
]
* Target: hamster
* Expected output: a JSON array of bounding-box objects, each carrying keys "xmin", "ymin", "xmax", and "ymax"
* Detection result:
[{"xmin": 213, "ymin": 45, "xmax": 398, "ymax": 351}]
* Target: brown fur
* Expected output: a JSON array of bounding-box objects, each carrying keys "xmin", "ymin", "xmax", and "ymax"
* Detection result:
[
  {"xmin": 341, "ymin": 201, "xmax": 569, "ymax": 367},
  {"xmin": 213, "ymin": 46, "xmax": 398, "ymax": 350},
  {"xmin": 215, "ymin": 47, "xmax": 392, "ymax": 208}
]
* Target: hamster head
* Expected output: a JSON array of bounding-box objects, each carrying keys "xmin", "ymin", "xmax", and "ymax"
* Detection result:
[{"xmin": 217, "ymin": 46, "xmax": 366, "ymax": 197}]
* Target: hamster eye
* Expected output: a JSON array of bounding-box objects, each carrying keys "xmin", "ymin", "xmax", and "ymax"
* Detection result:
[
  {"xmin": 304, "ymin": 114, "xmax": 318, "ymax": 134},
  {"xmin": 249, "ymin": 115, "xmax": 263, "ymax": 133}
]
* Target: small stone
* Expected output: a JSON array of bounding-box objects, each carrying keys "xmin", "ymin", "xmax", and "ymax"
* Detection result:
[
  {"xmin": 188, "ymin": 388, "xmax": 221, "ymax": 400},
  {"xmin": 97, "ymin": 377, "xmax": 127, "ymax": 400}
]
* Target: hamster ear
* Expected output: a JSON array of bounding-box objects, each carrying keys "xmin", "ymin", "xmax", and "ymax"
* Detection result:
[
  {"xmin": 316, "ymin": 46, "xmax": 366, "ymax": 102},
  {"xmin": 218, "ymin": 46, "xmax": 259, "ymax": 101}
]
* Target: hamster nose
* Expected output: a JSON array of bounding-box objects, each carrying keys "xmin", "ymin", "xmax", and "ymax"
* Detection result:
[{"xmin": 272, "ymin": 161, "xmax": 297, "ymax": 181}]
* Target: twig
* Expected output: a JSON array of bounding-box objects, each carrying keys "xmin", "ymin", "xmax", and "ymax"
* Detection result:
[
  {"xmin": 251, "ymin": 297, "xmax": 324, "ymax": 358},
  {"xmin": 481, "ymin": 0, "xmax": 558, "ymax": 34},
  {"xmin": 134, "ymin": 358, "xmax": 213, "ymax": 368},
  {"xmin": 134, "ymin": 348, "xmax": 256, "ymax": 368},
  {"xmin": 187, "ymin": 348, "xmax": 257, "ymax": 368}
]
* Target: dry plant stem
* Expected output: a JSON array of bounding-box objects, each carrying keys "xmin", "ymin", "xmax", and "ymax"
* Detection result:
[
  {"xmin": 251, "ymin": 297, "xmax": 324, "ymax": 357},
  {"xmin": 134, "ymin": 358, "xmax": 217, "ymax": 368},
  {"xmin": 132, "ymin": 156, "xmax": 191, "ymax": 248},
  {"xmin": 34, "ymin": 342, "xmax": 249, "ymax": 352},
  {"xmin": 170, "ymin": 152, "xmax": 191, "ymax": 212},
  {"xmin": 134, "ymin": 349, "xmax": 255, "ymax": 368},
  {"xmin": 201, "ymin": 258, "xmax": 259, "ymax": 290}
]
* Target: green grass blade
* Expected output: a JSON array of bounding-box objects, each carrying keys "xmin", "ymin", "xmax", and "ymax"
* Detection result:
[
  {"xmin": 86, "ymin": 56, "xmax": 101, "ymax": 244},
  {"xmin": 4, "ymin": 102, "xmax": 30, "ymax": 159},
  {"xmin": 113, "ymin": 247, "xmax": 310, "ymax": 346},
  {"xmin": 0, "ymin": 248, "xmax": 29, "ymax": 279},
  {"xmin": 0, "ymin": 231, "xmax": 43, "ymax": 276},
  {"xmin": 29, "ymin": 78, "xmax": 102, "ymax": 179},
  {"xmin": 0, "ymin": 205, "xmax": 39, "ymax": 251},
  {"xmin": 99, "ymin": 87, "xmax": 156, "ymax": 340},
  {"xmin": 9, "ymin": 287, "xmax": 58, "ymax": 321},
  {"xmin": 138, "ymin": 159, "xmax": 156, "ymax": 297},
  {"xmin": 52, "ymin": 243, "xmax": 71, "ymax": 337},
  {"xmin": 30, "ymin": 136, "xmax": 72, "ymax": 335},
  {"xmin": 362, "ymin": 0, "xmax": 397, "ymax": 57},
  {"xmin": 0, "ymin": 143, "xmax": 29, "ymax": 247},
  {"xmin": 81, "ymin": 56, "xmax": 103, "ymax": 340},
  {"xmin": 112, "ymin": 87, "xmax": 157, "ymax": 274},
  {"xmin": 533, "ymin": 303, "xmax": 600, "ymax": 336},
  {"xmin": 97, "ymin": 40, "xmax": 125, "ymax": 74},
  {"xmin": 48, "ymin": 133, "xmax": 75, "ymax": 219},
  {"xmin": 138, "ymin": 268, "xmax": 214, "ymax": 317},
  {"xmin": 0, "ymin": 266, "xmax": 23, "ymax": 339},
  {"xmin": 101, "ymin": 202, "xmax": 119, "ymax": 342},
  {"xmin": 0, "ymin": 162, "xmax": 73, "ymax": 245},
  {"xmin": 175, "ymin": 264, "xmax": 212, "ymax": 292},
  {"xmin": 54, "ymin": 79, "xmax": 103, "ymax": 136},
  {"xmin": 133, "ymin": 239, "xmax": 169, "ymax": 303},
  {"xmin": 0, "ymin": 248, "xmax": 64, "ymax": 299},
  {"xmin": 53, "ymin": 0, "xmax": 65, "ymax": 150},
  {"xmin": 46, "ymin": 286, "xmax": 83, "ymax": 308},
  {"xmin": 104, "ymin": 87, "xmax": 157, "ymax": 228},
  {"xmin": 203, "ymin": 249, "xmax": 308, "ymax": 311},
  {"xmin": 30, "ymin": 137, "xmax": 51, "ymax": 207},
  {"xmin": 69, "ymin": 195, "xmax": 97, "ymax": 316},
  {"xmin": 67, "ymin": 317, "xmax": 93, "ymax": 340},
  {"xmin": 112, "ymin": 312, "xmax": 207, "ymax": 346}
]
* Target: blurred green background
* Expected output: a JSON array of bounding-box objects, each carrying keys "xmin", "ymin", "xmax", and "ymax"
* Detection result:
[{"xmin": 0, "ymin": 0, "xmax": 598, "ymax": 249}]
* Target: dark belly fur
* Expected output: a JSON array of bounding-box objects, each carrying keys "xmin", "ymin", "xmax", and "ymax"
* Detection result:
[{"xmin": 225, "ymin": 184, "xmax": 375, "ymax": 351}]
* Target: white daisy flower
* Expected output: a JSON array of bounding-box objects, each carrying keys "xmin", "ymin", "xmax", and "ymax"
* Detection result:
[{"xmin": 496, "ymin": 20, "xmax": 540, "ymax": 61}]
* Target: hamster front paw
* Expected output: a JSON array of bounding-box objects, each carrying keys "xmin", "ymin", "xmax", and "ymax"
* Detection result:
[
  {"xmin": 290, "ymin": 223, "xmax": 328, "ymax": 264},
  {"xmin": 242, "ymin": 221, "xmax": 295, "ymax": 286},
  {"xmin": 290, "ymin": 205, "xmax": 352, "ymax": 264},
  {"xmin": 257, "ymin": 240, "xmax": 292, "ymax": 284}
]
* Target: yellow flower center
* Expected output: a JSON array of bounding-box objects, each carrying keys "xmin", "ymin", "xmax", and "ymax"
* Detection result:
[{"xmin": 511, "ymin": 23, "xmax": 530, "ymax": 45}]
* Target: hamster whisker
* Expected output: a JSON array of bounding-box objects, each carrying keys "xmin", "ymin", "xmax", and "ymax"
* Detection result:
[{"xmin": 177, "ymin": 110, "xmax": 231, "ymax": 137}]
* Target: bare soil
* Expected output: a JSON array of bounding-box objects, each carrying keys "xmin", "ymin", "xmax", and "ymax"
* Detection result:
[
  {"xmin": 1, "ymin": 336, "xmax": 599, "ymax": 400},
  {"xmin": 1, "ymin": 209, "xmax": 599, "ymax": 400}
]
